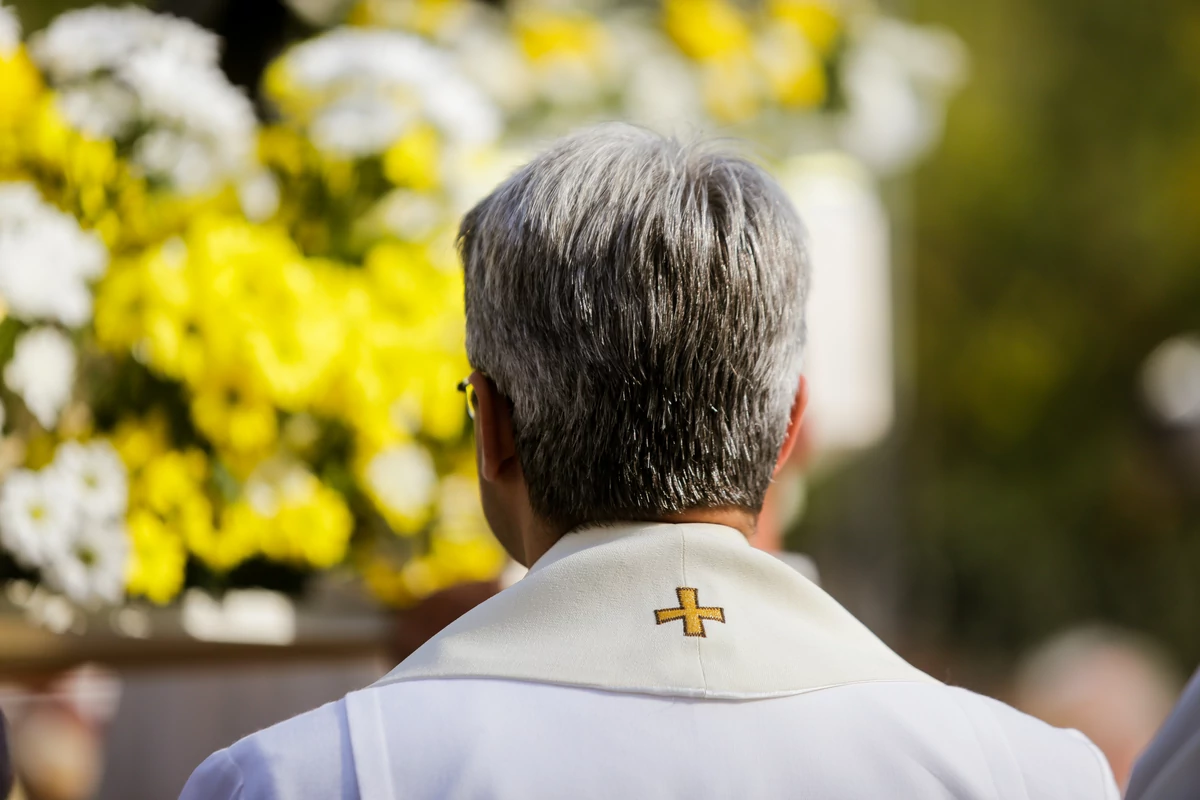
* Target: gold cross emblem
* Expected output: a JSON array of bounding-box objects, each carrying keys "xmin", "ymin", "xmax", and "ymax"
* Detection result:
[{"xmin": 655, "ymin": 587, "xmax": 725, "ymax": 638}]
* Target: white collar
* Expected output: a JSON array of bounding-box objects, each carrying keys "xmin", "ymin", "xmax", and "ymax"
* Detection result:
[{"xmin": 374, "ymin": 522, "xmax": 935, "ymax": 700}]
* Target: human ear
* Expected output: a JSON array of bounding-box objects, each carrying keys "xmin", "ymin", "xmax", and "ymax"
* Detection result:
[
  {"xmin": 472, "ymin": 373, "xmax": 518, "ymax": 482},
  {"xmin": 773, "ymin": 376, "xmax": 808, "ymax": 476}
]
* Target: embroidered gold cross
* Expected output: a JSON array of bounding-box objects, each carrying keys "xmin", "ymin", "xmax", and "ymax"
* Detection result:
[{"xmin": 655, "ymin": 587, "xmax": 725, "ymax": 637}]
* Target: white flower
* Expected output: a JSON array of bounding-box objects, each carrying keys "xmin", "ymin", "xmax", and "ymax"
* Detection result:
[
  {"xmin": 30, "ymin": 6, "xmax": 219, "ymax": 82},
  {"xmin": 309, "ymin": 96, "xmax": 407, "ymax": 157},
  {"xmin": 29, "ymin": 8, "xmax": 257, "ymax": 194},
  {"xmin": 4, "ymin": 327, "xmax": 77, "ymax": 429},
  {"xmin": 0, "ymin": 4, "xmax": 21, "ymax": 56},
  {"xmin": 53, "ymin": 441, "xmax": 128, "ymax": 521},
  {"xmin": 237, "ymin": 172, "xmax": 281, "ymax": 222},
  {"xmin": 839, "ymin": 20, "xmax": 967, "ymax": 176},
  {"xmin": 365, "ymin": 444, "xmax": 438, "ymax": 518},
  {"xmin": 0, "ymin": 468, "xmax": 77, "ymax": 569},
  {"xmin": 280, "ymin": 28, "xmax": 500, "ymax": 152},
  {"xmin": 42, "ymin": 518, "xmax": 129, "ymax": 606},
  {"xmin": 56, "ymin": 81, "xmax": 139, "ymax": 139},
  {"xmin": 0, "ymin": 182, "xmax": 109, "ymax": 327}
]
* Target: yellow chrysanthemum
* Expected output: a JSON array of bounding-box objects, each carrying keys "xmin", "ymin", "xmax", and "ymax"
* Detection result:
[
  {"xmin": 516, "ymin": 11, "xmax": 608, "ymax": 65},
  {"xmin": 136, "ymin": 450, "xmax": 214, "ymax": 558},
  {"xmin": 768, "ymin": 0, "xmax": 841, "ymax": 56},
  {"xmin": 190, "ymin": 367, "xmax": 279, "ymax": 455},
  {"xmin": 663, "ymin": 0, "xmax": 752, "ymax": 61},
  {"xmin": 126, "ymin": 509, "xmax": 187, "ymax": 605},
  {"xmin": 757, "ymin": 24, "xmax": 828, "ymax": 109},
  {"xmin": 193, "ymin": 501, "xmax": 265, "ymax": 571},
  {"xmin": 94, "ymin": 263, "xmax": 150, "ymax": 350},
  {"xmin": 383, "ymin": 124, "xmax": 441, "ymax": 190},
  {"xmin": 253, "ymin": 471, "xmax": 354, "ymax": 568},
  {"xmin": 276, "ymin": 482, "xmax": 354, "ymax": 568},
  {"xmin": 111, "ymin": 413, "xmax": 171, "ymax": 477},
  {"xmin": 0, "ymin": 46, "xmax": 42, "ymax": 128}
]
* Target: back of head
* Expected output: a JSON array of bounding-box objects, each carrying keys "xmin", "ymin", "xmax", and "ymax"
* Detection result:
[{"xmin": 461, "ymin": 124, "xmax": 809, "ymax": 531}]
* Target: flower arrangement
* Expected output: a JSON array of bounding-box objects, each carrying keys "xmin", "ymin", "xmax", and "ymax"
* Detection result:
[{"xmin": 0, "ymin": 0, "xmax": 961, "ymax": 623}]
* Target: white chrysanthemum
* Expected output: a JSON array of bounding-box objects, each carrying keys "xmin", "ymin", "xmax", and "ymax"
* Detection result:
[
  {"xmin": 0, "ymin": 468, "xmax": 77, "ymax": 569},
  {"xmin": 4, "ymin": 327, "xmax": 77, "ymax": 429},
  {"xmin": 280, "ymin": 28, "xmax": 500, "ymax": 153},
  {"xmin": 30, "ymin": 5, "xmax": 218, "ymax": 82},
  {"xmin": 0, "ymin": 182, "xmax": 108, "ymax": 327},
  {"xmin": 30, "ymin": 8, "xmax": 256, "ymax": 194},
  {"xmin": 56, "ymin": 81, "xmax": 139, "ymax": 139},
  {"xmin": 53, "ymin": 441, "xmax": 128, "ymax": 521},
  {"xmin": 365, "ymin": 443, "xmax": 438, "ymax": 518},
  {"xmin": 42, "ymin": 518, "xmax": 129, "ymax": 606},
  {"xmin": 121, "ymin": 49, "xmax": 256, "ymax": 163},
  {"xmin": 0, "ymin": 3, "xmax": 21, "ymax": 56},
  {"xmin": 237, "ymin": 171, "xmax": 281, "ymax": 222},
  {"xmin": 310, "ymin": 95, "xmax": 407, "ymax": 157}
]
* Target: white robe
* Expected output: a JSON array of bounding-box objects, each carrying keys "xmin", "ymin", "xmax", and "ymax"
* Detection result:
[{"xmin": 181, "ymin": 522, "xmax": 1119, "ymax": 799}]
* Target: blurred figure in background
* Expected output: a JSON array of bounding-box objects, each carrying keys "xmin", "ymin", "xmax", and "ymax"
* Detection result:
[
  {"xmin": 1, "ymin": 710, "xmax": 11, "ymax": 800},
  {"xmin": 1015, "ymin": 626, "xmax": 1182, "ymax": 789},
  {"xmin": 1125, "ymin": 667, "xmax": 1200, "ymax": 800}
]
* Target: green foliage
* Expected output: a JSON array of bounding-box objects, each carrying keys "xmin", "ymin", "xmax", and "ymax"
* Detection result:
[{"xmin": 907, "ymin": 0, "xmax": 1200, "ymax": 666}]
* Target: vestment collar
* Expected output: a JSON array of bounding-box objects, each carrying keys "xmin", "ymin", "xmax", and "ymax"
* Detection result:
[{"xmin": 374, "ymin": 522, "xmax": 935, "ymax": 699}]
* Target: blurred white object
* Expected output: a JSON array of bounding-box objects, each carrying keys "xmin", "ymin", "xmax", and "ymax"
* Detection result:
[
  {"xmin": 281, "ymin": 28, "xmax": 501, "ymax": 154},
  {"xmin": 774, "ymin": 551, "xmax": 820, "ymax": 586},
  {"xmin": 364, "ymin": 443, "xmax": 438, "ymax": 520},
  {"xmin": 1141, "ymin": 335, "xmax": 1200, "ymax": 427},
  {"xmin": 1016, "ymin": 626, "xmax": 1182, "ymax": 789},
  {"xmin": 4, "ymin": 327, "xmax": 77, "ymax": 429},
  {"xmin": 0, "ymin": 3, "xmax": 19, "ymax": 54},
  {"xmin": 0, "ymin": 468, "xmax": 76, "ymax": 569},
  {"xmin": 839, "ymin": 19, "xmax": 968, "ymax": 176},
  {"xmin": 0, "ymin": 182, "xmax": 108, "ymax": 328},
  {"xmin": 30, "ymin": 7, "xmax": 256, "ymax": 194},
  {"xmin": 783, "ymin": 153, "xmax": 893, "ymax": 455},
  {"xmin": 182, "ymin": 589, "xmax": 297, "ymax": 645}
]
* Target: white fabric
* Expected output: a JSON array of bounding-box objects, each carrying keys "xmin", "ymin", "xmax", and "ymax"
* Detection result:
[
  {"xmin": 180, "ymin": 522, "xmax": 1120, "ymax": 799},
  {"xmin": 377, "ymin": 522, "xmax": 933, "ymax": 699}
]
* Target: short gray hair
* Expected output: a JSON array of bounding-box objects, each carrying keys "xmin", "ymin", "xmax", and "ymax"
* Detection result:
[{"xmin": 461, "ymin": 124, "xmax": 809, "ymax": 530}]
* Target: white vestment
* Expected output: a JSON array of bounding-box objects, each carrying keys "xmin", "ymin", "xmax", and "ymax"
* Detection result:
[{"xmin": 181, "ymin": 523, "xmax": 1119, "ymax": 799}]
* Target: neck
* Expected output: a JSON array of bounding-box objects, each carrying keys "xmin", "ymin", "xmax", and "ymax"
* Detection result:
[{"xmin": 522, "ymin": 507, "xmax": 757, "ymax": 566}]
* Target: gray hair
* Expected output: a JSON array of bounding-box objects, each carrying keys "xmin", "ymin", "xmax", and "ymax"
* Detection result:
[{"xmin": 460, "ymin": 124, "xmax": 809, "ymax": 530}]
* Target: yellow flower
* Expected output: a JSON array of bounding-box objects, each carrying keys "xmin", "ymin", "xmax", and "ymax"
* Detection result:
[
  {"xmin": 768, "ymin": 0, "xmax": 841, "ymax": 56},
  {"xmin": 94, "ymin": 262, "xmax": 150, "ymax": 350},
  {"xmin": 253, "ymin": 469, "xmax": 354, "ymax": 568},
  {"xmin": 516, "ymin": 11, "xmax": 608, "ymax": 65},
  {"xmin": 352, "ymin": 0, "xmax": 466, "ymax": 35},
  {"xmin": 191, "ymin": 367, "xmax": 278, "ymax": 455},
  {"xmin": 663, "ymin": 0, "xmax": 752, "ymax": 61},
  {"xmin": 126, "ymin": 509, "xmax": 187, "ymax": 605},
  {"xmin": 193, "ymin": 501, "xmax": 264, "ymax": 571},
  {"xmin": 111, "ymin": 413, "xmax": 171, "ymax": 477},
  {"xmin": 0, "ymin": 47, "xmax": 42, "ymax": 128},
  {"xmin": 757, "ymin": 24, "xmax": 828, "ymax": 109},
  {"xmin": 136, "ymin": 450, "xmax": 214, "ymax": 559},
  {"xmin": 383, "ymin": 124, "xmax": 441, "ymax": 190},
  {"xmin": 276, "ymin": 483, "xmax": 353, "ymax": 568}
]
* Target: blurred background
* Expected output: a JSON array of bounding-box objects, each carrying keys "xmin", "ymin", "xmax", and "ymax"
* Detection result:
[{"xmin": 0, "ymin": 0, "xmax": 1197, "ymax": 797}]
